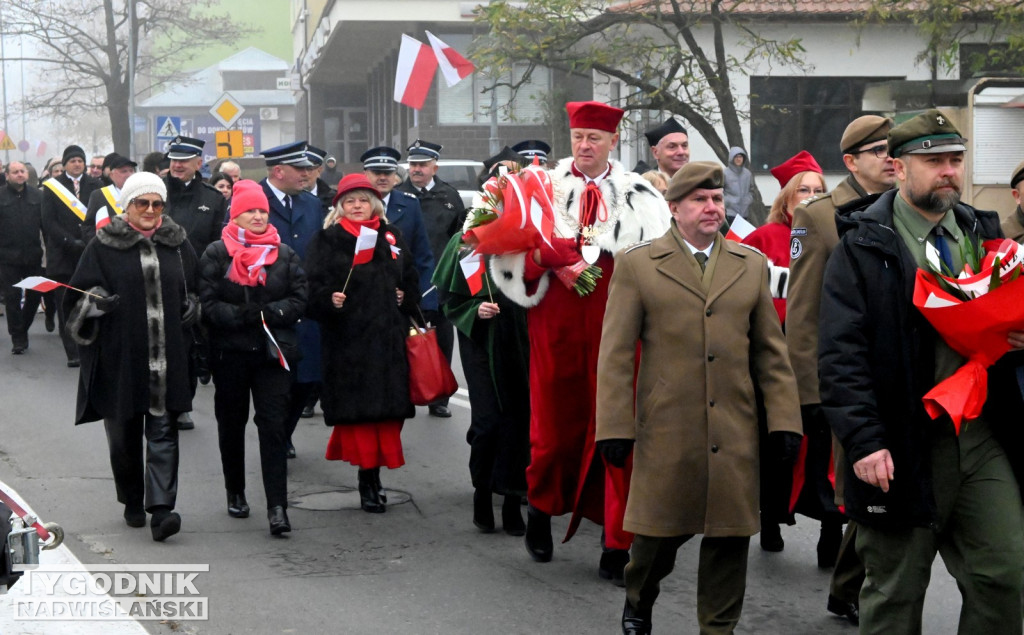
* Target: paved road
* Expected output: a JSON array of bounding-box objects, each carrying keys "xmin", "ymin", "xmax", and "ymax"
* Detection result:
[{"xmin": 0, "ymin": 319, "xmax": 962, "ymax": 634}]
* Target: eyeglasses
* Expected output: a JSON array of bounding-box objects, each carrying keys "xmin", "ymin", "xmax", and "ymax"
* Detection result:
[
  {"xmin": 797, "ymin": 186, "xmax": 825, "ymax": 196},
  {"xmin": 850, "ymin": 144, "xmax": 889, "ymax": 159},
  {"xmin": 132, "ymin": 198, "xmax": 165, "ymax": 212}
]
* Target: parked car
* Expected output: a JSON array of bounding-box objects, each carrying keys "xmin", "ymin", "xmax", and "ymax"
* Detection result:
[{"xmin": 400, "ymin": 159, "xmax": 484, "ymax": 209}]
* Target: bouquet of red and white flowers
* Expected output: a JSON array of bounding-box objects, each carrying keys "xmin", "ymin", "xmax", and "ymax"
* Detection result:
[
  {"xmin": 912, "ymin": 237, "xmax": 1024, "ymax": 433},
  {"xmin": 461, "ymin": 161, "xmax": 602, "ymax": 296}
]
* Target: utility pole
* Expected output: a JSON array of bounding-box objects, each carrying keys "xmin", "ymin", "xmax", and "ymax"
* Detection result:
[
  {"xmin": 0, "ymin": 4, "xmax": 9, "ymax": 164},
  {"xmin": 128, "ymin": 0, "xmax": 136, "ymax": 160}
]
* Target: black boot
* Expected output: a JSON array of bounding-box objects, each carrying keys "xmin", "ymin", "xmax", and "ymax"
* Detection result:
[
  {"xmin": 372, "ymin": 467, "xmax": 387, "ymax": 504},
  {"xmin": 524, "ymin": 504, "xmax": 553, "ymax": 562},
  {"xmin": 760, "ymin": 516, "xmax": 784, "ymax": 552},
  {"xmin": 150, "ymin": 507, "xmax": 181, "ymax": 542},
  {"xmin": 123, "ymin": 504, "xmax": 146, "ymax": 528},
  {"xmin": 227, "ymin": 492, "xmax": 249, "ymax": 518},
  {"xmin": 473, "ymin": 488, "xmax": 495, "ymax": 533},
  {"xmin": 622, "ymin": 599, "xmax": 652, "ymax": 635},
  {"xmin": 268, "ymin": 506, "xmax": 291, "ymax": 535},
  {"xmin": 502, "ymin": 495, "xmax": 525, "ymax": 536},
  {"xmin": 358, "ymin": 470, "xmax": 385, "ymax": 513},
  {"xmin": 817, "ymin": 519, "xmax": 843, "ymax": 568},
  {"xmin": 599, "ymin": 549, "xmax": 630, "ymax": 586}
]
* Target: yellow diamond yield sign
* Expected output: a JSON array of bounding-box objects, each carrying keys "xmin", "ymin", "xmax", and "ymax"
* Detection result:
[{"xmin": 210, "ymin": 93, "xmax": 244, "ymax": 128}]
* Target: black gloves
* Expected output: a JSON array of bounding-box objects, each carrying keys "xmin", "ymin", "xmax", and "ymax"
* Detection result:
[
  {"xmin": 597, "ymin": 439, "xmax": 634, "ymax": 468},
  {"xmin": 93, "ymin": 293, "xmax": 120, "ymax": 314},
  {"xmin": 239, "ymin": 303, "xmax": 262, "ymax": 325},
  {"xmin": 771, "ymin": 431, "xmax": 803, "ymax": 464},
  {"xmin": 181, "ymin": 297, "xmax": 199, "ymax": 329}
]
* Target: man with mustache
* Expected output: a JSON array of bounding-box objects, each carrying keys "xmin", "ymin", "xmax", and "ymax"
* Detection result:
[{"xmin": 819, "ymin": 109, "xmax": 1024, "ymax": 633}]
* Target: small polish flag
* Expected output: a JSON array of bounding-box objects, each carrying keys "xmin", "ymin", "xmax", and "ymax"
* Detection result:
[
  {"xmin": 36, "ymin": 141, "xmax": 47, "ymax": 158},
  {"xmin": 14, "ymin": 276, "xmax": 63, "ymax": 293},
  {"xmin": 459, "ymin": 250, "xmax": 485, "ymax": 296},
  {"xmin": 394, "ymin": 34, "xmax": 439, "ymax": 110},
  {"xmin": 425, "ymin": 31, "xmax": 475, "ymax": 87},
  {"xmin": 725, "ymin": 215, "xmax": 756, "ymax": 242},
  {"xmin": 95, "ymin": 206, "xmax": 112, "ymax": 230},
  {"xmin": 261, "ymin": 314, "xmax": 290, "ymax": 371},
  {"xmin": 352, "ymin": 226, "xmax": 379, "ymax": 266}
]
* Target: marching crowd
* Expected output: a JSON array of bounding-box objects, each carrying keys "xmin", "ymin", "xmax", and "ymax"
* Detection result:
[{"xmin": 1, "ymin": 99, "xmax": 1024, "ymax": 635}]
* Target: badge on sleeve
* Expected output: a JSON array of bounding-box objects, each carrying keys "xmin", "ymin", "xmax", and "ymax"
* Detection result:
[{"xmin": 790, "ymin": 237, "xmax": 804, "ymax": 260}]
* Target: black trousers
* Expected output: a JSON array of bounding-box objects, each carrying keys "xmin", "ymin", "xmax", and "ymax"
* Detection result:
[
  {"xmin": 284, "ymin": 381, "xmax": 318, "ymax": 442},
  {"xmin": 52, "ymin": 274, "xmax": 79, "ymax": 362},
  {"xmin": 458, "ymin": 332, "xmax": 528, "ymax": 495},
  {"xmin": 103, "ymin": 412, "xmax": 179, "ymax": 511},
  {"xmin": 423, "ymin": 309, "xmax": 453, "ymax": 407},
  {"xmin": 0, "ymin": 263, "xmax": 42, "ymax": 346},
  {"xmin": 211, "ymin": 349, "xmax": 291, "ymax": 508}
]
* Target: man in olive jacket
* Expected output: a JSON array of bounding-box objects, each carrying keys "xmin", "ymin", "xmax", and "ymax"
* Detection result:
[
  {"xmin": 596, "ymin": 162, "xmax": 802, "ymax": 635},
  {"xmin": 819, "ymin": 109, "xmax": 1024, "ymax": 633}
]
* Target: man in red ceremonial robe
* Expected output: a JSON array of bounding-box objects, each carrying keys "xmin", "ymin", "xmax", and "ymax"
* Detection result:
[{"xmin": 491, "ymin": 101, "xmax": 670, "ymax": 582}]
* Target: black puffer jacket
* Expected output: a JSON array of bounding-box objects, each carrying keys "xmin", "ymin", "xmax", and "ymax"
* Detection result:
[
  {"xmin": 305, "ymin": 221, "xmax": 420, "ymax": 425},
  {"xmin": 819, "ymin": 190, "xmax": 1010, "ymax": 529},
  {"xmin": 198, "ymin": 239, "xmax": 307, "ymax": 358}
]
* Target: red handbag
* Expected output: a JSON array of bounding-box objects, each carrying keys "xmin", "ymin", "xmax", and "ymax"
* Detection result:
[{"xmin": 406, "ymin": 318, "xmax": 458, "ymax": 406}]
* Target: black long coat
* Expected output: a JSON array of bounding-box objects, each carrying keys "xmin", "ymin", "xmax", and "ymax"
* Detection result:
[
  {"xmin": 305, "ymin": 221, "xmax": 420, "ymax": 425},
  {"xmin": 163, "ymin": 175, "xmax": 228, "ymax": 258},
  {"xmin": 65, "ymin": 216, "xmax": 198, "ymax": 425}
]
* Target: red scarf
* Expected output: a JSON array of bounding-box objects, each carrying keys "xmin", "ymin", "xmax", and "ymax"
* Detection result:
[
  {"xmin": 221, "ymin": 221, "xmax": 281, "ymax": 287},
  {"xmin": 570, "ymin": 163, "xmax": 611, "ymax": 248},
  {"xmin": 339, "ymin": 215, "xmax": 381, "ymax": 236}
]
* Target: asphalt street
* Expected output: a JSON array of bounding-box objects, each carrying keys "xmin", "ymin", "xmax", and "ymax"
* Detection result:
[{"xmin": 0, "ymin": 317, "xmax": 963, "ymax": 634}]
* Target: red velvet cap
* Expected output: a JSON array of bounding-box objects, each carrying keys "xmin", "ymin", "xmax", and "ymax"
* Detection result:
[
  {"xmin": 769, "ymin": 150, "xmax": 823, "ymax": 188},
  {"xmin": 566, "ymin": 101, "xmax": 625, "ymax": 133},
  {"xmin": 331, "ymin": 174, "xmax": 381, "ymax": 207}
]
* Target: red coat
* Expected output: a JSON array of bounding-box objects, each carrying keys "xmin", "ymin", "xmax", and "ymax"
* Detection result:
[{"xmin": 742, "ymin": 221, "xmax": 791, "ymax": 323}]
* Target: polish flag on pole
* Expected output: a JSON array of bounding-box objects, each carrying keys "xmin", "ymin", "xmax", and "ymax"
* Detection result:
[
  {"xmin": 459, "ymin": 249, "xmax": 486, "ymax": 296},
  {"xmin": 261, "ymin": 313, "xmax": 290, "ymax": 371},
  {"xmin": 725, "ymin": 215, "xmax": 757, "ymax": 242},
  {"xmin": 14, "ymin": 276, "xmax": 64, "ymax": 293},
  {"xmin": 394, "ymin": 34, "xmax": 439, "ymax": 110},
  {"xmin": 95, "ymin": 206, "xmax": 112, "ymax": 230},
  {"xmin": 425, "ymin": 31, "xmax": 475, "ymax": 87},
  {"xmin": 352, "ymin": 226, "xmax": 379, "ymax": 266}
]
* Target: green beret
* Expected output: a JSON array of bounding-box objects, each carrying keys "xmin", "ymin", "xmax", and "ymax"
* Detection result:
[
  {"xmin": 887, "ymin": 109, "xmax": 967, "ymax": 159},
  {"xmin": 665, "ymin": 161, "xmax": 724, "ymax": 201},
  {"xmin": 1012, "ymin": 159, "xmax": 1024, "ymax": 189},
  {"xmin": 840, "ymin": 115, "xmax": 893, "ymax": 154}
]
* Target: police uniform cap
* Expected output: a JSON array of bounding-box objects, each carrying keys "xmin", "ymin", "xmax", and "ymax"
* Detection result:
[
  {"xmin": 665, "ymin": 161, "xmax": 724, "ymax": 202},
  {"xmin": 887, "ymin": 109, "xmax": 967, "ymax": 159},
  {"xmin": 360, "ymin": 146, "xmax": 401, "ymax": 172},
  {"xmin": 511, "ymin": 140, "xmax": 551, "ymax": 163},
  {"xmin": 165, "ymin": 136, "xmax": 205, "ymax": 160},
  {"xmin": 840, "ymin": 115, "xmax": 893, "ymax": 154},
  {"xmin": 644, "ymin": 117, "xmax": 687, "ymax": 147},
  {"xmin": 1011, "ymin": 159, "xmax": 1024, "ymax": 189},
  {"xmin": 406, "ymin": 140, "xmax": 442, "ymax": 162},
  {"xmin": 261, "ymin": 141, "xmax": 315, "ymax": 167},
  {"xmin": 483, "ymin": 146, "xmax": 525, "ymax": 173},
  {"xmin": 306, "ymin": 144, "xmax": 328, "ymax": 166}
]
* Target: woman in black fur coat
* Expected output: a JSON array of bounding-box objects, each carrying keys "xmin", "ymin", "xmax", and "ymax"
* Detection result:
[{"xmin": 305, "ymin": 174, "xmax": 420, "ymax": 513}]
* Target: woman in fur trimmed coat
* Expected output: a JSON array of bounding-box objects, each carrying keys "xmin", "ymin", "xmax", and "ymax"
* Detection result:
[
  {"xmin": 65, "ymin": 172, "xmax": 198, "ymax": 542},
  {"xmin": 304, "ymin": 174, "xmax": 420, "ymax": 513}
]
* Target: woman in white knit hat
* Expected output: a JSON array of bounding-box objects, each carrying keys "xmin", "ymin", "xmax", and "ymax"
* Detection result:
[{"xmin": 64, "ymin": 171, "xmax": 199, "ymax": 542}]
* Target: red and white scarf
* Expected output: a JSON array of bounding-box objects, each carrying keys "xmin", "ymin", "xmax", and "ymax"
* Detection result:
[{"xmin": 221, "ymin": 222, "xmax": 281, "ymax": 286}]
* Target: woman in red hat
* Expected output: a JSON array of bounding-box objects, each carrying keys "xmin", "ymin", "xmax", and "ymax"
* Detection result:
[
  {"xmin": 304, "ymin": 174, "xmax": 421, "ymax": 513},
  {"xmin": 198, "ymin": 179, "xmax": 307, "ymax": 536}
]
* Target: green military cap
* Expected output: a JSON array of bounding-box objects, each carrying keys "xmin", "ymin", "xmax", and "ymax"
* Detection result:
[
  {"xmin": 1011, "ymin": 159, "xmax": 1024, "ymax": 189},
  {"xmin": 840, "ymin": 115, "xmax": 893, "ymax": 154},
  {"xmin": 887, "ymin": 109, "xmax": 967, "ymax": 159},
  {"xmin": 665, "ymin": 161, "xmax": 724, "ymax": 201}
]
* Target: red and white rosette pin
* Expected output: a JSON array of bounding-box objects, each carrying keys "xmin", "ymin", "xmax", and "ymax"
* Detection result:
[{"xmin": 385, "ymin": 231, "xmax": 400, "ymax": 259}]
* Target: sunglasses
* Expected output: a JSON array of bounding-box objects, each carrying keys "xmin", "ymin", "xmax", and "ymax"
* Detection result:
[{"xmin": 132, "ymin": 198, "xmax": 165, "ymax": 212}]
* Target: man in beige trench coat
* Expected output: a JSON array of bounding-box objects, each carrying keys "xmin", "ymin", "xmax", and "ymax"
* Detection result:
[{"xmin": 596, "ymin": 161, "xmax": 802, "ymax": 635}]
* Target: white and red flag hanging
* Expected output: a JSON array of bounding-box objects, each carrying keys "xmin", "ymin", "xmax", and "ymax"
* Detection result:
[
  {"xmin": 394, "ymin": 34, "xmax": 439, "ymax": 110},
  {"xmin": 425, "ymin": 31, "xmax": 475, "ymax": 87},
  {"xmin": 459, "ymin": 249, "xmax": 486, "ymax": 296}
]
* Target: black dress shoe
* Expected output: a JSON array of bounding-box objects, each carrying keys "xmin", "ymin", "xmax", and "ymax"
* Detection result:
[
  {"xmin": 123, "ymin": 504, "xmax": 146, "ymax": 528},
  {"xmin": 268, "ymin": 506, "xmax": 291, "ymax": 535},
  {"xmin": 622, "ymin": 599, "xmax": 653, "ymax": 635},
  {"xmin": 67, "ymin": 359, "xmax": 80, "ymax": 368},
  {"xmin": 502, "ymin": 495, "xmax": 525, "ymax": 536},
  {"xmin": 11, "ymin": 345, "xmax": 26, "ymax": 355},
  {"xmin": 286, "ymin": 441, "xmax": 296, "ymax": 459},
  {"xmin": 300, "ymin": 405, "xmax": 315, "ymax": 418},
  {"xmin": 473, "ymin": 489, "xmax": 495, "ymax": 533},
  {"xmin": 227, "ymin": 492, "xmax": 250, "ymax": 518},
  {"xmin": 827, "ymin": 594, "xmax": 859, "ymax": 625},
  {"xmin": 524, "ymin": 505, "xmax": 553, "ymax": 562},
  {"xmin": 760, "ymin": 521, "xmax": 784, "ymax": 552},
  {"xmin": 44, "ymin": 313, "xmax": 55, "ymax": 332},
  {"xmin": 599, "ymin": 549, "xmax": 630, "ymax": 586},
  {"xmin": 151, "ymin": 510, "xmax": 181, "ymax": 542},
  {"xmin": 428, "ymin": 404, "xmax": 452, "ymax": 418},
  {"xmin": 176, "ymin": 413, "xmax": 195, "ymax": 430}
]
